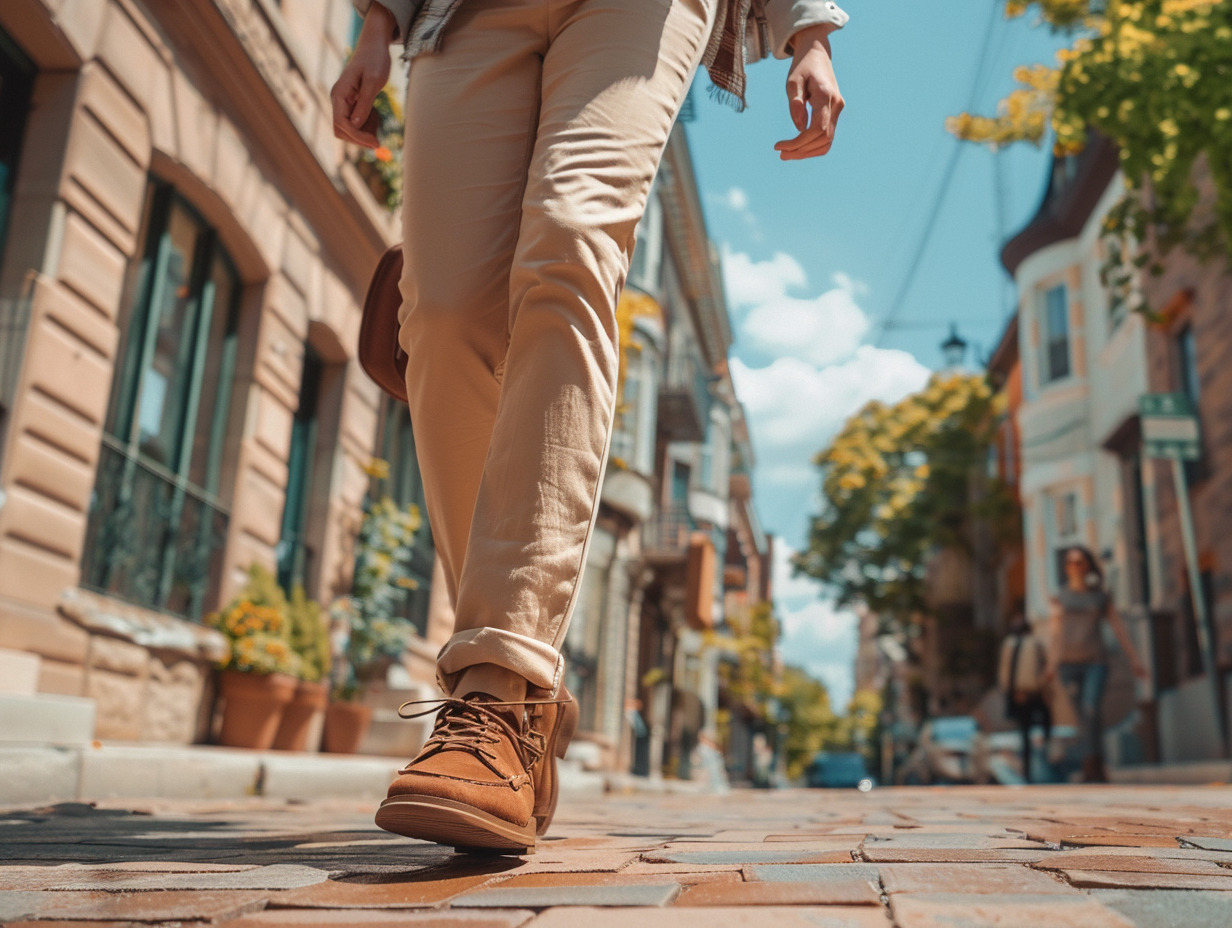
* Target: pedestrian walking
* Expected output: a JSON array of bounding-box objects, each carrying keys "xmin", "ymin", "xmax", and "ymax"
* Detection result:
[
  {"xmin": 1045, "ymin": 545, "xmax": 1148, "ymax": 783},
  {"xmin": 331, "ymin": 0, "xmax": 848, "ymax": 853},
  {"xmin": 997, "ymin": 609, "xmax": 1051, "ymax": 783}
]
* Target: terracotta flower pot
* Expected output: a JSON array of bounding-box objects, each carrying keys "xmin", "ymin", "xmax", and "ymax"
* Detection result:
[
  {"xmin": 217, "ymin": 670, "xmax": 298, "ymax": 750},
  {"xmin": 272, "ymin": 679, "xmax": 330, "ymax": 752},
  {"xmin": 322, "ymin": 700, "xmax": 374, "ymax": 754}
]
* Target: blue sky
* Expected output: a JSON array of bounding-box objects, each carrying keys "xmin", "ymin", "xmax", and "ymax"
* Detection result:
[{"xmin": 685, "ymin": 3, "xmax": 1071, "ymax": 705}]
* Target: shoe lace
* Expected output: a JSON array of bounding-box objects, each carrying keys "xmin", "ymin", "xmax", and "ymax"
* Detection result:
[{"xmin": 397, "ymin": 695, "xmax": 569, "ymax": 782}]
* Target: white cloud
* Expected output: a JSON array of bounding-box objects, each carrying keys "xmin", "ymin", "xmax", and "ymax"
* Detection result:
[
  {"xmin": 717, "ymin": 245, "xmax": 931, "ymax": 704},
  {"xmin": 709, "ymin": 188, "xmax": 762, "ymax": 241},
  {"xmin": 771, "ymin": 541, "xmax": 860, "ymax": 707},
  {"xmin": 722, "ymin": 248, "xmax": 807, "ymax": 307},
  {"xmin": 731, "ymin": 348, "xmax": 929, "ymax": 452},
  {"xmin": 740, "ymin": 282, "xmax": 870, "ymax": 367},
  {"xmin": 724, "ymin": 187, "xmax": 750, "ymax": 211}
]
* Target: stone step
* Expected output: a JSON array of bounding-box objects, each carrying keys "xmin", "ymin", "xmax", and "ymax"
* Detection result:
[
  {"xmin": 0, "ymin": 692, "xmax": 96, "ymax": 744},
  {"xmin": 0, "ymin": 648, "xmax": 41, "ymax": 696}
]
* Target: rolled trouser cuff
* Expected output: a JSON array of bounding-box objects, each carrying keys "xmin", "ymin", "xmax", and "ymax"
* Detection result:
[{"xmin": 436, "ymin": 626, "xmax": 564, "ymax": 697}]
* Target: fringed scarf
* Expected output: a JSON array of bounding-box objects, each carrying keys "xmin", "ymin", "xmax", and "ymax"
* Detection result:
[{"xmin": 701, "ymin": 0, "xmax": 753, "ymax": 111}]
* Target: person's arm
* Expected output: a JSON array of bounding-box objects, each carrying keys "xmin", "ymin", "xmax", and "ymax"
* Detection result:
[
  {"xmin": 350, "ymin": 1, "xmax": 417, "ymax": 42},
  {"xmin": 997, "ymin": 638, "xmax": 1012, "ymax": 692},
  {"xmin": 1107, "ymin": 600, "xmax": 1149, "ymax": 680},
  {"xmin": 331, "ymin": 4, "xmax": 396, "ymax": 148},
  {"xmin": 1044, "ymin": 598, "xmax": 1062, "ymax": 680}
]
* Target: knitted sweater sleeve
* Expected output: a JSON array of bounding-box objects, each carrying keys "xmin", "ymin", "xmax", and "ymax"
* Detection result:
[{"xmin": 764, "ymin": 0, "xmax": 849, "ymax": 59}]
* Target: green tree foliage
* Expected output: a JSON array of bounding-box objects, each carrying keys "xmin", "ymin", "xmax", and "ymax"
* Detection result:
[
  {"xmin": 949, "ymin": 1, "xmax": 1232, "ymax": 278},
  {"xmin": 712, "ymin": 600, "xmax": 780, "ymax": 720},
  {"xmin": 795, "ymin": 373, "xmax": 1009, "ymax": 622},
  {"xmin": 778, "ymin": 665, "xmax": 839, "ymax": 781}
]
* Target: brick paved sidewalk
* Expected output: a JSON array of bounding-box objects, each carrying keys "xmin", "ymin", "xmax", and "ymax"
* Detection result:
[{"xmin": 2, "ymin": 785, "xmax": 1231, "ymax": 927}]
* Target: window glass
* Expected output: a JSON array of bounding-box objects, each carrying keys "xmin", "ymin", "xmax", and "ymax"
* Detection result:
[
  {"xmin": 375, "ymin": 399, "xmax": 435, "ymax": 636},
  {"xmin": 1040, "ymin": 284, "xmax": 1070, "ymax": 384},
  {"xmin": 136, "ymin": 203, "xmax": 204, "ymax": 467},
  {"xmin": 84, "ymin": 181, "xmax": 240, "ymax": 620}
]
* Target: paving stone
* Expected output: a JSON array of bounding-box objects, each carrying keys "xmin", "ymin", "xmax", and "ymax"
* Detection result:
[
  {"xmin": 265, "ymin": 870, "xmax": 505, "ymax": 908},
  {"xmin": 227, "ymin": 910, "xmax": 537, "ymax": 927},
  {"xmin": 860, "ymin": 846, "xmax": 1053, "ymax": 863},
  {"xmin": 1060, "ymin": 833, "xmax": 1181, "ymax": 848},
  {"xmin": 451, "ymin": 881, "xmax": 681, "ymax": 908},
  {"xmin": 30, "ymin": 888, "xmax": 271, "ymax": 921},
  {"xmin": 54, "ymin": 862, "xmax": 330, "ymax": 891},
  {"xmin": 675, "ymin": 878, "xmax": 882, "ymax": 906},
  {"xmin": 1059, "ymin": 868, "xmax": 1232, "ymax": 890},
  {"xmin": 888, "ymin": 891, "xmax": 1136, "ymax": 928},
  {"xmin": 1033, "ymin": 852, "xmax": 1229, "ymax": 875},
  {"xmin": 1091, "ymin": 889, "xmax": 1232, "ymax": 928},
  {"xmin": 524, "ymin": 905, "xmax": 892, "ymax": 927},
  {"xmin": 1184, "ymin": 835, "xmax": 1232, "ymax": 852},
  {"xmin": 747, "ymin": 863, "xmax": 881, "ymax": 884},
  {"xmin": 491, "ymin": 871, "xmax": 740, "ymax": 889},
  {"xmin": 0, "ymin": 891, "xmax": 46, "ymax": 921},
  {"xmin": 643, "ymin": 847, "xmax": 854, "ymax": 865},
  {"xmin": 879, "ymin": 863, "xmax": 1078, "ymax": 895},
  {"xmin": 863, "ymin": 834, "xmax": 1046, "ymax": 850}
]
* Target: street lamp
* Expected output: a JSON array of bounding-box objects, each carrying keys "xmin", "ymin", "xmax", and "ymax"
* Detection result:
[{"xmin": 940, "ymin": 323, "xmax": 968, "ymax": 369}]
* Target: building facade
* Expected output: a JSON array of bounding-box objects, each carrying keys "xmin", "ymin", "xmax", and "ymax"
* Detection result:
[
  {"xmin": 1002, "ymin": 139, "xmax": 1232, "ymax": 765},
  {"xmin": 0, "ymin": 2, "xmax": 767, "ymax": 775}
]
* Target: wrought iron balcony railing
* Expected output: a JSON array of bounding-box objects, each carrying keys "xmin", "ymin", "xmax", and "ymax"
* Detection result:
[
  {"xmin": 642, "ymin": 503, "xmax": 696, "ymax": 559},
  {"xmin": 81, "ymin": 434, "xmax": 230, "ymax": 621}
]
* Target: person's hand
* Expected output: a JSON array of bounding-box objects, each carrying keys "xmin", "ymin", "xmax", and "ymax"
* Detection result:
[
  {"xmin": 775, "ymin": 25, "xmax": 844, "ymax": 161},
  {"xmin": 330, "ymin": 5, "xmax": 395, "ymax": 149},
  {"xmin": 1131, "ymin": 659, "xmax": 1150, "ymax": 682}
]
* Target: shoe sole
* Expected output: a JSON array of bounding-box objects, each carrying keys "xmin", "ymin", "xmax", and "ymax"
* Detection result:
[
  {"xmin": 375, "ymin": 795, "xmax": 536, "ymax": 854},
  {"xmin": 534, "ymin": 687, "xmax": 580, "ymax": 836}
]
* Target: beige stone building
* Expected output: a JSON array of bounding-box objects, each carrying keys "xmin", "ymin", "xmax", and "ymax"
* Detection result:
[{"xmin": 0, "ymin": 0, "xmax": 417, "ymax": 742}]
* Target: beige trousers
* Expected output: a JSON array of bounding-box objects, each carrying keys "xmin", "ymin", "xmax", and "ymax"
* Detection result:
[{"xmin": 398, "ymin": 0, "xmax": 717, "ymax": 700}]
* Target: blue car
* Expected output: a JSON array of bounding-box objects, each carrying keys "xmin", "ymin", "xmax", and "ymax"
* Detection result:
[{"xmin": 806, "ymin": 751, "xmax": 876, "ymax": 790}]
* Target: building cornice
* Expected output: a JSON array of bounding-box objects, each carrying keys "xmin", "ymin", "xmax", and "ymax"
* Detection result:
[
  {"xmin": 1001, "ymin": 135, "xmax": 1120, "ymax": 279},
  {"xmin": 658, "ymin": 127, "xmax": 733, "ymax": 370}
]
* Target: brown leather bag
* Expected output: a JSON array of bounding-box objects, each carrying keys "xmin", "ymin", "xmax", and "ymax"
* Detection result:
[{"xmin": 357, "ymin": 243, "xmax": 409, "ymax": 405}]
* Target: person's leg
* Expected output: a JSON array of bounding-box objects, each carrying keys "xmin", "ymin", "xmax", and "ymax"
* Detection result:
[
  {"xmin": 434, "ymin": 0, "xmax": 719, "ymax": 699},
  {"xmin": 1057, "ymin": 663, "xmax": 1090, "ymax": 777},
  {"xmin": 1085, "ymin": 663, "xmax": 1109, "ymax": 779},
  {"xmin": 380, "ymin": 0, "xmax": 717, "ymax": 851},
  {"xmin": 1017, "ymin": 708, "xmax": 1032, "ymax": 783},
  {"xmin": 398, "ymin": 0, "xmax": 547, "ymax": 696}
]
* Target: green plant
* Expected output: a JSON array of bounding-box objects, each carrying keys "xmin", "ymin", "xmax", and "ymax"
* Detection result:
[
  {"xmin": 206, "ymin": 565, "xmax": 301, "ymax": 676},
  {"xmin": 331, "ymin": 488, "xmax": 422, "ymax": 699},
  {"xmin": 287, "ymin": 583, "xmax": 331, "ymax": 683},
  {"xmin": 354, "ymin": 83, "xmax": 404, "ymax": 211},
  {"xmin": 948, "ymin": 1, "xmax": 1232, "ymax": 310}
]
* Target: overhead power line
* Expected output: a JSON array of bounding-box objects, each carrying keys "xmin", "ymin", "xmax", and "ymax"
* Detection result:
[{"xmin": 870, "ymin": 2, "xmax": 1003, "ymax": 345}]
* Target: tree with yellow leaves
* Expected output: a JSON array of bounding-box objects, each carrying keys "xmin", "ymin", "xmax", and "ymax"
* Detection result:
[
  {"xmin": 796, "ymin": 373, "xmax": 1012, "ymax": 623},
  {"xmin": 949, "ymin": 1, "xmax": 1232, "ymax": 282}
]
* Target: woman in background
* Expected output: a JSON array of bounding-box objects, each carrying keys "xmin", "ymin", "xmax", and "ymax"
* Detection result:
[{"xmin": 1046, "ymin": 545, "xmax": 1148, "ymax": 783}]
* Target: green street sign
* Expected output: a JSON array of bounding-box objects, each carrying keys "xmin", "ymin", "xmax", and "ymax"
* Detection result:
[{"xmin": 1139, "ymin": 393, "xmax": 1201, "ymax": 461}]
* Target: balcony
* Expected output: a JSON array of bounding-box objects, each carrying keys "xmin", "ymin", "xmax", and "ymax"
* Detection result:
[
  {"xmin": 642, "ymin": 503, "xmax": 696, "ymax": 561},
  {"xmin": 657, "ymin": 350, "xmax": 710, "ymax": 443}
]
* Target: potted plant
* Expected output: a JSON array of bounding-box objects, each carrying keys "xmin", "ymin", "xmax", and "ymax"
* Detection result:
[
  {"xmin": 207, "ymin": 565, "xmax": 301, "ymax": 750},
  {"xmin": 352, "ymin": 83, "xmax": 403, "ymax": 211},
  {"xmin": 323, "ymin": 483, "xmax": 422, "ymax": 753},
  {"xmin": 272, "ymin": 583, "xmax": 332, "ymax": 752}
]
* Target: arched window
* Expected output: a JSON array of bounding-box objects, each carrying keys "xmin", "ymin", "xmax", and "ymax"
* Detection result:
[{"xmin": 82, "ymin": 180, "xmax": 241, "ymax": 619}]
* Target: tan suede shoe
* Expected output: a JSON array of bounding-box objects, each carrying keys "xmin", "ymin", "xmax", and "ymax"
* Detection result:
[
  {"xmin": 528, "ymin": 686, "xmax": 578, "ymax": 836},
  {"xmin": 375, "ymin": 693, "xmax": 571, "ymax": 854}
]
